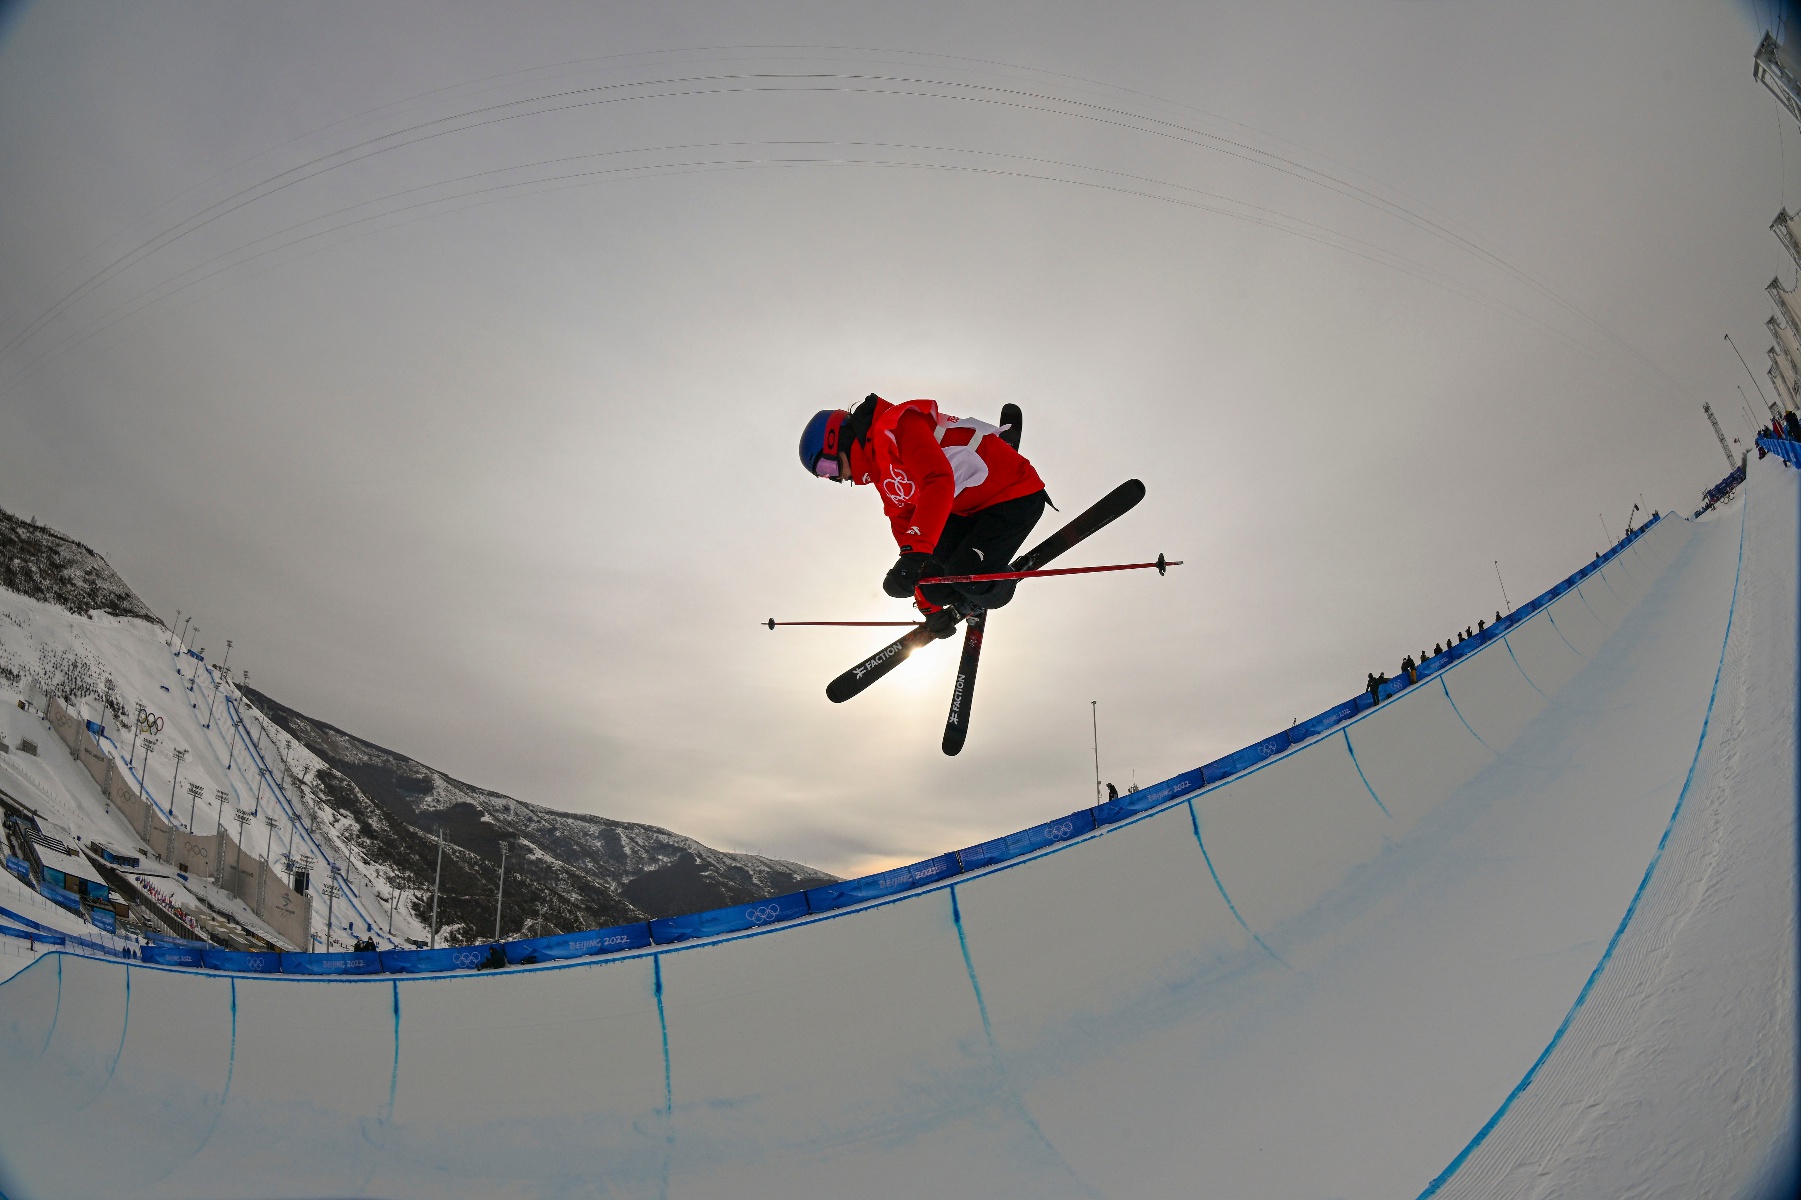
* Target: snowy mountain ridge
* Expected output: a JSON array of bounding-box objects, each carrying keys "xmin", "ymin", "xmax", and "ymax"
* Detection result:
[
  {"xmin": 0, "ymin": 501, "xmax": 833, "ymax": 950},
  {"xmin": 243, "ymin": 684, "xmax": 837, "ymax": 939},
  {"xmin": 0, "ymin": 507, "xmax": 158, "ymax": 627}
]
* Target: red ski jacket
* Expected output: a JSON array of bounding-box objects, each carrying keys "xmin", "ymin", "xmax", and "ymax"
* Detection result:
[{"xmin": 845, "ymin": 398, "xmax": 1044, "ymax": 554}]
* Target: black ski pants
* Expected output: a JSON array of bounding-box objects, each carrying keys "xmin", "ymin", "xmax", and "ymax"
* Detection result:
[{"xmin": 919, "ymin": 490, "xmax": 1048, "ymax": 612}]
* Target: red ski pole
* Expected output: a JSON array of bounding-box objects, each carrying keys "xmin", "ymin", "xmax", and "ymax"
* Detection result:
[
  {"xmin": 918, "ymin": 553, "xmax": 1182, "ymax": 587},
  {"xmin": 766, "ymin": 556, "xmax": 1180, "ymax": 629},
  {"xmin": 766, "ymin": 620, "xmax": 922, "ymax": 629}
]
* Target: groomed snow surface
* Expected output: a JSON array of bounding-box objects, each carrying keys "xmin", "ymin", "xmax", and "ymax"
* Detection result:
[
  {"xmin": 0, "ymin": 463, "xmax": 1795, "ymax": 1199},
  {"xmin": 0, "ymin": 589, "xmax": 437, "ymax": 952}
]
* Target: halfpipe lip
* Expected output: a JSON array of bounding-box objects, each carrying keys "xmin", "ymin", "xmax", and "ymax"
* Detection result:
[{"xmin": 77, "ymin": 517, "xmax": 1683, "ymax": 980}]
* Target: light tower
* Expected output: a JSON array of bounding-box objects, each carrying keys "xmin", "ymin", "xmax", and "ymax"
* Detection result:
[
  {"xmin": 1755, "ymin": 32, "xmax": 1801, "ymax": 130},
  {"xmin": 1702, "ymin": 402, "xmax": 1736, "ymax": 469},
  {"xmin": 1774, "ymin": 209, "xmax": 1801, "ymax": 269}
]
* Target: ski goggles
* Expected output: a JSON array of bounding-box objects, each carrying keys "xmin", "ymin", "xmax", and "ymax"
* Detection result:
[{"xmin": 813, "ymin": 455, "xmax": 842, "ymax": 479}]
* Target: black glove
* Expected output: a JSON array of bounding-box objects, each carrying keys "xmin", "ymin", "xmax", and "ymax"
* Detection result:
[
  {"xmin": 882, "ymin": 552, "xmax": 939, "ymax": 598},
  {"xmin": 924, "ymin": 606, "xmax": 960, "ymax": 639}
]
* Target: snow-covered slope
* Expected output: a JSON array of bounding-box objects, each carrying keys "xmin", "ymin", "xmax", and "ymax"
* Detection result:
[
  {"xmin": 0, "ymin": 503, "xmax": 833, "ymax": 958},
  {"xmin": 0, "ymin": 582, "xmax": 426, "ymax": 952},
  {"xmin": 0, "ymin": 456, "xmax": 1790, "ymax": 1200}
]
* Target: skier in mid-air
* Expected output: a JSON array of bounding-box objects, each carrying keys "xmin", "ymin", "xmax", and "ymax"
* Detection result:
[
  {"xmin": 800, "ymin": 395, "xmax": 1044, "ymax": 637},
  {"xmin": 791, "ymin": 393, "xmax": 1152, "ymax": 753}
]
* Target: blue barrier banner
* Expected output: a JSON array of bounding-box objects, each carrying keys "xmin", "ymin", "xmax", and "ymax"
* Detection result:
[
  {"xmin": 1759, "ymin": 434, "xmax": 1801, "ymax": 469},
  {"xmin": 280, "ymin": 951, "xmax": 381, "ymax": 975},
  {"xmin": 958, "ymin": 809, "xmax": 1095, "ymax": 871},
  {"xmin": 506, "ymin": 924, "xmax": 652, "ymax": 964},
  {"xmin": 649, "ymin": 892, "xmax": 809, "ymax": 945},
  {"xmin": 0, "ymin": 922, "xmax": 63, "ymax": 945},
  {"xmin": 806, "ymin": 853, "xmax": 962, "ymax": 913},
  {"xmin": 142, "ymin": 944, "xmax": 202, "ymax": 967},
  {"xmin": 4, "ymin": 855, "xmax": 29, "ymax": 882},
  {"xmin": 0, "ymin": 902, "xmax": 32, "ymax": 926},
  {"xmin": 1290, "ymin": 701, "xmax": 1358, "ymax": 745},
  {"xmin": 1250, "ymin": 732, "xmax": 1288, "ymax": 762},
  {"xmin": 1202, "ymin": 732, "xmax": 1286, "ymax": 786},
  {"xmin": 84, "ymin": 720, "xmax": 105, "ymax": 737},
  {"xmin": 592, "ymin": 923, "xmax": 654, "ymax": 954},
  {"xmin": 201, "ymin": 948, "xmax": 279, "ymax": 973},
  {"xmin": 89, "ymin": 908, "xmax": 116, "ymax": 933},
  {"xmin": 1093, "ymin": 767, "xmax": 1206, "ymax": 826},
  {"xmin": 38, "ymin": 883, "xmax": 82, "ymax": 913},
  {"xmin": 506, "ymin": 924, "xmax": 649, "ymax": 964},
  {"xmin": 1205, "ymin": 748, "xmax": 1252, "ymax": 784},
  {"xmin": 381, "ymin": 944, "xmax": 494, "ymax": 973}
]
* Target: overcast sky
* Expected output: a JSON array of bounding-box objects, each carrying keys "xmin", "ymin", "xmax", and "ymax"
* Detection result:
[{"xmin": 0, "ymin": 1, "xmax": 1792, "ymax": 878}]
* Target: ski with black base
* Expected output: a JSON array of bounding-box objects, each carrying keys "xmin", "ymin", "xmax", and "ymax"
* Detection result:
[
  {"xmin": 941, "ymin": 610, "xmax": 985, "ymax": 755},
  {"xmin": 825, "ymin": 478, "xmax": 1146, "ymax": 704},
  {"xmin": 939, "ymin": 478, "xmax": 1148, "ymax": 753}
]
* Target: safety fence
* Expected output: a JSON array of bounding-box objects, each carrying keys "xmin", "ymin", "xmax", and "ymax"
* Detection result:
[
  {"xmin": 126, "ymin": 514, "xmax": 1669, "ymax": 978},
  {"xmin": 0, "ymin": 904, "xmax": 135, "ymax": 960},
  {"xmin": 45, "ymin": 696, "xmax": 314, "ymax": 949},
  {"xmin": 208, "ymin": 676, "xmax": 385, "ymax": 941},
  {"xmin": 1758, "ymin": 433, "xmax": 1801, "ymax": 470}
]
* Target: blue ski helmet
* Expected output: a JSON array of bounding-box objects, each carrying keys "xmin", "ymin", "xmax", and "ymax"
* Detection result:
[{"xmin": 799, "ymin": 409, "xmax": 849, "ymax": 478}]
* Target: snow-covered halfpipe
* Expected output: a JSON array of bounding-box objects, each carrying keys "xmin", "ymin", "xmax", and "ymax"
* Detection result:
[{"xmin": 0, "ymin": 463, "xmax": 1794, "ymax": 1199}]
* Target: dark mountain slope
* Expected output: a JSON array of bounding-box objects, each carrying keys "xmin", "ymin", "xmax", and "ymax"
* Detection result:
[
  {"xmin": 0, "ymin": 505, "xmax": 159, "ymax": 624},
  {"xmin": 243, "ymin": 686, "xmax": 836, "ymax": 938}
]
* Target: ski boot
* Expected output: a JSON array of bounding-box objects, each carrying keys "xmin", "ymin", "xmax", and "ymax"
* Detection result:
[{"xmin": 998, "ymin": 402, "xmax": 1023, "ymax": 450}]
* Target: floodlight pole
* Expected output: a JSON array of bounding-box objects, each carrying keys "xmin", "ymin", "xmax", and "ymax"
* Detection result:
[
  {"xmin": 233, "ymin": 810, "xmax": 252, "ymax": 884},
  {"xmin": 494, "ymin": 840, "xmax": 509, "ymax": 942},
  {"xmin": 1725, "ymin": 332, "xmax": 1775, "ymax": 411},
  {"xmin": 128, "ymin": 703, "xmax": 145, "ymax": 766},
  {"xmin": 202, "ymin": 667, "xmax": 223, "ymax": 730},
  {"xmin": 430, "ymin": 826, "xmax": 444, "ymax": 950},
  {"xmin": 168, "ymin": 744, "xmax": 188, "ymax": 816},
  {"xmin": 137, "ymin": 739, "xmax": 155, "ymax": 806},
  {"xmin": 322, "ymin": 872, "xmax": 341, "ymax": 952},
  {"xmin": 1091, "ymin": 701, "xmax": 1102, "ymax": 805}
]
